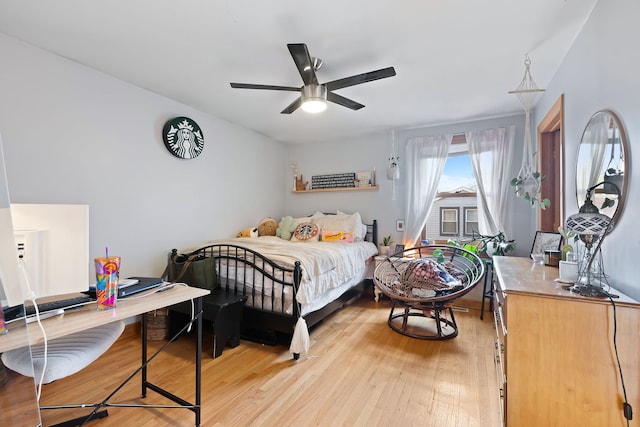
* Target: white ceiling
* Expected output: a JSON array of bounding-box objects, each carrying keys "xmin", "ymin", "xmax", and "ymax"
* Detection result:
[{"xmin": 0, "ymin": 1, "xmax": 597, "ymax": 144}]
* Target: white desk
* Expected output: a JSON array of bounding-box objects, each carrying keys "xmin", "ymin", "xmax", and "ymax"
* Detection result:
[{"xmin": 0, "ymin": 285, "xmax": 209, "ymax": 426}]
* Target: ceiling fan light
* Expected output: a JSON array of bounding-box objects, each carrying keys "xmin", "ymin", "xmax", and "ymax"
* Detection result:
[
  {"xmin": 301, "ymin": 84, "xmax": 327, "ymax": 113},
  {"xmin": 301, "ymin": 99, "xmax": 327, "ymax": 113}
]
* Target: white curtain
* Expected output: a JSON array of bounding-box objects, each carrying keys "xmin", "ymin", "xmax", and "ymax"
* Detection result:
[
  {"xmin": 403, "ymin": 134, "xmax": 452, "ymax": 246},
  {"xmin": 466, "ymin": 126, "xmax": 515, "ymax": 237},
  {"xmin": 577, "ymin": 113, "xmax": 609, "ymax": 201}
]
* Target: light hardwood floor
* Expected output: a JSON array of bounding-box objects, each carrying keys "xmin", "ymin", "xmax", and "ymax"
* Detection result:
[{"xmin": 2, "ymin": 293, "xmax": 501, "ymax": 427}]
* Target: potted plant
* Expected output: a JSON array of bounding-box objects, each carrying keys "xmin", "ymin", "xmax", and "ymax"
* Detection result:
[
  {"xmin": 557, "ymin": 225, "xmax": 577, "ymax": 261},
  {"xmin": 475, "ymin": 231, "xmax": 515, "ymax": 257},
  {"xmin": 379, "ymin": 235, "xmax": 393, "ymax": 256}
]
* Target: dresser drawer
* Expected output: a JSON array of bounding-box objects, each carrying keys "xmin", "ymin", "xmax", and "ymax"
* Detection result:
[
  {"xmin": 493, "ymin": 288, "xmax": 507, "ymax": 426},
  {"xmin": 493, "ymin": 282, "xmax": 507, "ymax": 333}
]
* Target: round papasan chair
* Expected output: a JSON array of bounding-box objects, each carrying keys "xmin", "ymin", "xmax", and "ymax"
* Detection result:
[{"xmin": 373, "ymin": 245, "xmax": 485, "ymax": 340}]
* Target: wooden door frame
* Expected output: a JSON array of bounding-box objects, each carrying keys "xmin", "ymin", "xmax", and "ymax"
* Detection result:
[{"xmin": 537, "ymin": 94, "xmax": 564, "ymax": 230}]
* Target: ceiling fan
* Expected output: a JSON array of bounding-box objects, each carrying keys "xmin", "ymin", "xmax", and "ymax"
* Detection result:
[{"xmin": 230, "ymin": 43, "xmax": 396, "ymax": 114}]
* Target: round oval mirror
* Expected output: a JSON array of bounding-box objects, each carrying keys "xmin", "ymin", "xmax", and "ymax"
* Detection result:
[{"xmin": 576, "ymin": 110, "xmax": 628, "ymax": 227}]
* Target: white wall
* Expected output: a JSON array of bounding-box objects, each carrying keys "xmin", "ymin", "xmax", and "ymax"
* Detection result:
[
  {"xmin": 286, "ymin": 114, "xmax": 535, "ymax": 257},
  {"xmin": 534, "ymin": 0, "xmax": 639, "ymax": 300},
  {"xmin": 0, "ymin": 33, "xmax": 287, "ymax": 282}
]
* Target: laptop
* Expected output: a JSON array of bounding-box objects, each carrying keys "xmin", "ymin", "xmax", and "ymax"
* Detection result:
[{"xmin": 87, "ymin": 277, "xmax": 165, "ymax": 299}]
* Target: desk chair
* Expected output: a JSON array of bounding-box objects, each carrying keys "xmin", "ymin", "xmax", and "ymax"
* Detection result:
[{"xmin": 1, "ymin": 321, "xmax": 125, "ymax": 425}]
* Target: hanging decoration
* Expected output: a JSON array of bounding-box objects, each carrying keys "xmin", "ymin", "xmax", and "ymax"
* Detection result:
[
  {"xmin": 603, "ymin": 122, "xmax": 624, "ymax": 195},
  {"xmin": 387, "ymin": 129, "xmax": 400, "ymax": 200},
  {"xmin": 508, "ymin": 55, "xmax": 550, "ymax": 209}
]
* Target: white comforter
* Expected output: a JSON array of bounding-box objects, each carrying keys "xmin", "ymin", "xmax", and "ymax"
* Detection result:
[{"xmin": 193, "ymin": 236, "xmax": 378, "ymax": 305}]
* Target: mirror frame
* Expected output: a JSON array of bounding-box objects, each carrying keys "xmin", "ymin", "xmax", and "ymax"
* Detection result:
[{"xmin": 575, "ymin": 109, "xmax": 629, "ymax": 228}]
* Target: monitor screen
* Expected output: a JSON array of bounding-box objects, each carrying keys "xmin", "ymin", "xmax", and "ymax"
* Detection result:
[
  {"xmin": 0, "ymin": 136, "xmax": 24, "ymax": 307},
  {"xmin": 11, "ymin": 204, "xmax": 90, "ymax": 300}
]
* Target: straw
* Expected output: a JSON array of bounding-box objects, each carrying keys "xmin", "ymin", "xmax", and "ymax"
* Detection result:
[{"xmin": 106, "ymin": 246, "xmax": 109, "ymax": 259}]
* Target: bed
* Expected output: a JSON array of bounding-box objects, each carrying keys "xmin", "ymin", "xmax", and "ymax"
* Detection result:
[{"xmin": 167, "ymin": 213, "xmax": 378, "ymax": 358}]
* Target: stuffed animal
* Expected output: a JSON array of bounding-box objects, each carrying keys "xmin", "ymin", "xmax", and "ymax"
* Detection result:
[
  {"xmin": 276, "ymin": 216, "xmax": 297, "ymax": 240},
  {"xmin": 258, "ymin": 218, "xmax": 278, "ymax": 236},
  {"xmin": 237, "ymin": 227, "xmax": 258, "ymax": 238}
]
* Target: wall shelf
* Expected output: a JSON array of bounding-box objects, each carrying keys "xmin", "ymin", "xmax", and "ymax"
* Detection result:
[{"xmin": 293, "ymin": 185, "xmax": 379, "ymax": 194}]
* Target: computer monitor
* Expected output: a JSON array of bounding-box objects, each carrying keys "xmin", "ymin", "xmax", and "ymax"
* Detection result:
[
  {"xmin": 0, "ymin": 134, "xmax": 90, "ymax": 308},
  {"xmin": 0, "ymin": 137, "xmax": 23, "ymax": 307},
  {"xmin": 11, "ymin": 203, "xmax": 90, "ymax": 301}
]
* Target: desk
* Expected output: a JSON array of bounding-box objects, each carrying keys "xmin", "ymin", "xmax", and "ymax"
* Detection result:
[{"xmin": 0, "ymin": 285, "xmax": 209, "ymax": 426}]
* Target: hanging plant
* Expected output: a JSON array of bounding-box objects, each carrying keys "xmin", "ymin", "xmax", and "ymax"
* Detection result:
[
  {"xmin": 508, "ymin": 55, "xmax": 550, "ymax": 211},
  {"xmin": 510, "ymin": 172, "xmax": 551, "ymax": 210}
]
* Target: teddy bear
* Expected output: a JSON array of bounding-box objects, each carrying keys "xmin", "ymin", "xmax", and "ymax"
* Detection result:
[
  {"xmin": 237, "ymin": 227, "xmax": 258, "ymax": 238},
  {"xmin": 258, "ymin": 217, "xmax": 278, "ymax": 236},
  {"xmin": 275, "ymin": 215, "xmax": 297, "ymax": 240}
]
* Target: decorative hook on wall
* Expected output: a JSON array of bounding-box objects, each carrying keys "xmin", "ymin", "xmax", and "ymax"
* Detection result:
[{"xmin": 387, "ymin": 129, "xmax": 400, "ymax": 200}]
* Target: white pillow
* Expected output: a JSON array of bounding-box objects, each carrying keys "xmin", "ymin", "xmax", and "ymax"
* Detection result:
[
  {"xmin": 313, "ymin": 214, "xmax": 363, "ymax": 241},
  {"xmin": 336, "ymin": 210, "xmax": 367, "ymax": 241},
  {"xmin": 292, "ymin": 212, "xmax": 325, "ymax": 229}
]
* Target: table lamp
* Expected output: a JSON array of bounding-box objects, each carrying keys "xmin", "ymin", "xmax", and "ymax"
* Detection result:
[{"xmin": 564, "ymin": 181, "xmax": 619, "ymax": 297}]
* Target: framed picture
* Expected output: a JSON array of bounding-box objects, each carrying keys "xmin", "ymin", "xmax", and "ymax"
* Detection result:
[
  {"xmin": 530, "ymin": 231, "xmax": 562, "ymax": 255},
  {"xmin": 356, "ymin": 170, "xmax": 372, "ymax": 187},
  {"xmin": 396, "ymin": 220, "xmax": 405, "ymax": 232},
  {"xmin": 393, "ymin": 244, "xmax": 405, "ymax": 256}
]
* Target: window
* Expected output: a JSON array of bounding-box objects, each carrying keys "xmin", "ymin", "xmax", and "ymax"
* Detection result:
[
  {"xmin": 464, "ymin": 207, "xmax": 478, "ymax": 236},
  {"xmin": 421, "ymin": 135, "xmax": 482, "ymax": 242},
  {"xmin": 440, "ymin": 207, "xmax": 458, "ymax": 235}
]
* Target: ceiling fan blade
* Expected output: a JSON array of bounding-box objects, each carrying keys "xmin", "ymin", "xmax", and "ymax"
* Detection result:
[
  {"xmin": 230, "ymin": 83, "xmax": 300, "ymax": 92},
  {"xmin": 325, "ymin": 67, "xmax": 396, "ymax": 91},
  {"xmin": 327, "ymin": 92, "xmax": 365, "ymax": 110},
  {"xmin": 281, "ymin": 97, "xmax": 302, "ymax": 114},
  {"xmin": 287, "ymin": 43, "xmax": 319, "ymax": 86}
]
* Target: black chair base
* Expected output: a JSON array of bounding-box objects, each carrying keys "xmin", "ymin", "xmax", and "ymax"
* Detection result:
[{"xmin": 387, "ymin": 302, "xmax": 458, "ymax": 340}]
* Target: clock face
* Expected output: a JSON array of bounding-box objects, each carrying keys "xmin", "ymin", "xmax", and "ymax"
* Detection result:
[
  {"xmin": 294, "ymin": 222, "xmax": 319, "ymax": 240},
  {"xmin": 162, "ymin": 117, "xmax": 204, "ymax": 159}
]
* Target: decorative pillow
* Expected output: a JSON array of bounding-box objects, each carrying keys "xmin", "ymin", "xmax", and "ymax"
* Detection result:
[
  {"xmin": 313, "ymin": 215, "xmax": 357, "ymax": 238},
  {"xmin": 276, "ymin": 216, "xmax": 297, "ymax": 240},
  {"xmin": 335, "ymin": 210, "xmax": 367, "ymax": 241},
  {"xmin": 321, "ymin": 230, "xmax": 355, "ymax": 243},
  {"xmin": 291, "ymin": 222, "xmax": 320, "ymax": 242}
]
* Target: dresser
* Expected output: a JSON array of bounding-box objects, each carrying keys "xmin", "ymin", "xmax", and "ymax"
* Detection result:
[{"xmin": 492, "ymin": 256, "xmax": 639, "ymax": 427}]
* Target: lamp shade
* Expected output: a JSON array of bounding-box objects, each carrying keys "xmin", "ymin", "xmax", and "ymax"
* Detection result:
[
  {"xmin": 301, "ymin": 99, "xmax": 327, "ymax": 113},
  {"xmin": 565, "ymin": 212, "xmax": 611, "ymax": 236},
  {"xmin": 301, "ymin": 84, "xmax": 327, "ymax": 113}
]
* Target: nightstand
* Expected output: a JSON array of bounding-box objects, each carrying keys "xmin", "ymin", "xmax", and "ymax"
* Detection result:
[{"xmin": 169, "ymin": 288, "xmax": 247, "ymax": 358}]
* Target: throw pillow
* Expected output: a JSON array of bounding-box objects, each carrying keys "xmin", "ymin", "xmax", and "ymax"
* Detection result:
[
  {"xmin": 291, "ymin": 222, "xmax": 320, "ymax": 242},
  {"xmin": 321, "ymin": 230, "xmax": 354, "ymax": 243}
]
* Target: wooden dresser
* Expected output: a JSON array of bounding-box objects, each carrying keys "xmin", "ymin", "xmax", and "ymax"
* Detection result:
[{"xmin": 492, "ymin": 256, "xmax": 639, "ymax": 427}]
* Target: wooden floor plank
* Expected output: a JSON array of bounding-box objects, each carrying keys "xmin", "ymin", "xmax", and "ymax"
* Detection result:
[{"xmin": 0, "ymin": 295, "xmax": 500, "ymax": 426}]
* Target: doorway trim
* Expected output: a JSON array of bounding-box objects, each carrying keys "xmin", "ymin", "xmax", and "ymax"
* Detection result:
[{"xmin": 537, "ymin": 94, "xmax": 564, "ymax": 230}]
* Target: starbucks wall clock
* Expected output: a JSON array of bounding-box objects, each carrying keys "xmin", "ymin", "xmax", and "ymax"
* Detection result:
[{"xmin": 162, "ymin": 117, "xmax": 204, "ymax": 159}]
